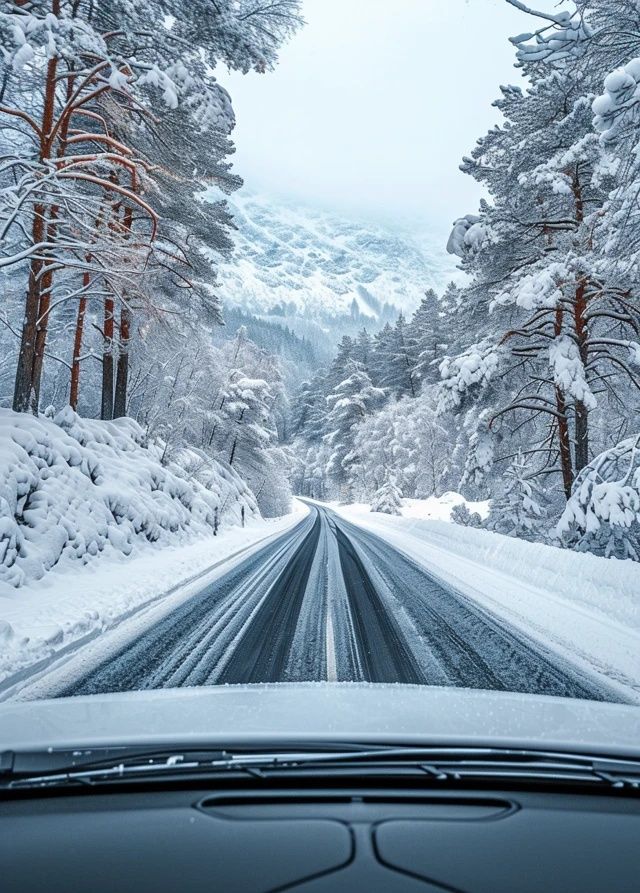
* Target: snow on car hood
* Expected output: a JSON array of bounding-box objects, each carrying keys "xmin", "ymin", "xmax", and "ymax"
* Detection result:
[{"xmin": 1, "ymin": 683, "xmax": 639, "ymax": 757}]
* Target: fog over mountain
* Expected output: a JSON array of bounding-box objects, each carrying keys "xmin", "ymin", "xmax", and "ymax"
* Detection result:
[{"xmin": 217, "ymin": 192, "xmax": 458, "ymax": 356}]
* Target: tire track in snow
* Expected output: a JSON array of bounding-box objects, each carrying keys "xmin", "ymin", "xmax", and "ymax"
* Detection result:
[
  {"xmin": 335, "ymin": 514, "xmax": 612, "ymax": 701},
  {"xmin": 217, "ymin": 511, "xmax": 322, "ymax": 683},
  {"xmin": 333, "ymin": 523, "xmax": 425, "ymax": 684},
  {"xmin": 62, "ymin": 513, "xmax": 317, "ymax": 695},
  {"xmin": 58, "ymin": 502, "xmax": 617, "ymax": 702}
]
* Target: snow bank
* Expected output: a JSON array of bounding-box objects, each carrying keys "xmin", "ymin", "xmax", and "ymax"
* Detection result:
[
  {"xmin": 0, "ymin": 407, "xmax": 258, "ymax": 588},
  {"xmin": 335, "ymin": 493, "xmax": 489, "ymax": 524},
  {"xmin": 402, "ymin": 493, "xmax": 489, "ymax": 523},
  {"xmin": 336, "ymin": 505, "xmax": 640, "ymax": 701},
  {"xmin": 0, "ymin": 502, "xmax": 309, "ymax": 694}
]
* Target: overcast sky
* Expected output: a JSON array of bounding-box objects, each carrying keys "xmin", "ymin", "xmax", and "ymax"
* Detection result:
[{"xmin": 217, "ymin": 0, "xmax": 531, "ymax": 241}]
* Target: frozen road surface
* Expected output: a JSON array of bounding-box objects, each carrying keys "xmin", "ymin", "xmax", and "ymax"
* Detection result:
[{"xmin": 60, "ymin": 505, "xmax": 616, "ymax": 700}]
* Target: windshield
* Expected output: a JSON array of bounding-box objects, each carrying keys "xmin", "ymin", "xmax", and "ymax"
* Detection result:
[{"xmin": 0, "ymin": 0, "xmax": 638, "ymax": 747}]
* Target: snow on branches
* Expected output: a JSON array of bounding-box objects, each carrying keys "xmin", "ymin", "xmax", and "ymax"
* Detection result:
[
  {"xmin": 438, "ymin": 345, "xmax": 502, "ymax": 413},
  {"xmin": 549, "ymin": 335, "xmax": 597, "ymax": 410},
  {"xmin": 558, "ymin": 435, "xmax": 640, "ymax": 559},
  {"xmin": 0, "ymin": 0, "xmax": 302, "ymax": 418},
  {"xmin": 486, "ymin": 452, "xmax": 548, "ymax": 541},
  {"xmin": 370, "ymin": 477, "xmax": 403, "ymax": 516}
]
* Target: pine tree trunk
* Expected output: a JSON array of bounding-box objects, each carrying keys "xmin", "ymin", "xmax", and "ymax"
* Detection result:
[
  {"xmin": 556, "ymin": 388, "xmax": 574, "ymax": 500},
  {"xmin": 113, "ymin": 306, "xmax": 131, "ymax": 418},
  {"xmin": 69, "ymin": 293, "xmax": 87, "ymax": 412},
  {"xmin": 13, "ymin": 205, "xmax": 46, "ymax": 413},
  {"xmin": 112, "ymin": 203, "xmax": 134, "ymax": 419},
  {"xmin": 30, "ymin": 211, "xmax": 59, "ymax": 409},
  {"xmin": 12, "ymin": 9, "xmax": 60, "ymax": 414},
  {"xmin": 571, "ymin": 177, "xmax": 590, "ymax": 475},
  {"xmin": 101, "ymin": 297, "xmax": 115, "ymax": 420},
  {"xmin": 554, "ymin": 308, "xmax": 574, "ymax": 499},
  {"xmin": 574, "ymin": 402, "xmax": 589, "ymax": 473},
  {"xmin": 573, "ymin": 279, "xmax": 589, "ymax": 474}
]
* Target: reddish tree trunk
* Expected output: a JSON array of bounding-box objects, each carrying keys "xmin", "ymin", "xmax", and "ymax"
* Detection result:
[
  {"xmin": 556, "ymin": 388, "xmax": 574, "ymax": 500},
  {"xmin": 30, "ymin": 209, "xmax": 59, "ymax": 409},
  {"xmin": 69, "ymin": 293, "xmax": 87, "ymax": 412},
  {"xmin": 554, "ymin": 307, "xmax": 574, "ymax": 500},
  {"xmin": 13, "ymin": 4, "xmax": 62, "ymax": 413},
  {"xmin": 573, "ymin": 279, "xmax": 590, "ymax": 473},
  {"xmin": 13, "ymin": 205, "xmax": 46, "ymax": 412},
  {"xmin": 113, "ymin": 306, "xmax": 131, "ymax": 418},
  {"xmin": 113, "ymin": 204, "xmax": 134, "ymax": 418},
  {"xmin": 101, "ymin": 297, "xmax": 115, "ymax": 420}
]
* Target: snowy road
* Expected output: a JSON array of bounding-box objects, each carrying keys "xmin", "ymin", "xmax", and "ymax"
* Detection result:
[{"xmin": 59, "ymin": 505, "xmax": 618, "ymax": 700}]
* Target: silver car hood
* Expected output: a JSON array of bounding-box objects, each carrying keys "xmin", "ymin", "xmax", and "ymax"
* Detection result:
[{"xmin": 1, "ymin": 683, "xmax": 639, "ymax": 757}]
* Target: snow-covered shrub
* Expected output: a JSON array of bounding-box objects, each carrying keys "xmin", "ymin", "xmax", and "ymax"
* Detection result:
[
  {"xmin": 0, "ymin": 408, "xmax": 258, "ymax": 588},
  {"xmin": 485, "ymin": 454, "xmax": 547, "ymax": 541},
  {"xmin": 558, "ymin": 435, "xmax": 640, "ymax": 560},
  {"xmin": 371, "ymin": 478, "xmax": 403, "ymax": 516},
  {"xmin": 451, "ymin": 502, "xmax": 482, "ymax": 528}
]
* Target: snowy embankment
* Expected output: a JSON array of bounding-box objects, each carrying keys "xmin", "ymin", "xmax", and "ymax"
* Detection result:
[
  {"xmin": 0, "ymin": 407, "xmax": 304, "ymax": 688},
  {"xmin": 335, "ymin": 501, "xmax": 640, "ymax": 701}
]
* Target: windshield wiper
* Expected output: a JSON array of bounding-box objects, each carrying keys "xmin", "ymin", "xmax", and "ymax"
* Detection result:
[{"xmin": 3, "ymin": 745, "xmax": 640, "ymax": 791}]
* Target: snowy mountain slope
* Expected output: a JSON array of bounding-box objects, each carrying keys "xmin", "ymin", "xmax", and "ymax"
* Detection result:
[{"xmin": 217, "ymin": 193, "xmax": 457, "ymax": 329}]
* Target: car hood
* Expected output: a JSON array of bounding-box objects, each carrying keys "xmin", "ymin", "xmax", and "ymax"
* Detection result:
[{"xmin": 1, "ymin": 683, "xmax": 639, "ymax": 757}]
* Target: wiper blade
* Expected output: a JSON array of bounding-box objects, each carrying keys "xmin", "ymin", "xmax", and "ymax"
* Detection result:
[{"xmin": 3, "ymin": 745, "xmax": 640, "ymax": 791}]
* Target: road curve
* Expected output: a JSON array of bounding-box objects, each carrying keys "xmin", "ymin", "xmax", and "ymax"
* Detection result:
[{"xmin": 62, "ymin": 504, "xmax": 616, "ymax": 701}]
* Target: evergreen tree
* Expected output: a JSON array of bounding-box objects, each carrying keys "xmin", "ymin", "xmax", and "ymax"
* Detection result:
[
  {"xmin": 408, "ymin": 289, "xmax": 444, "ymax": 386},
  {"xmin": 485, "ymin": 454, "xmax": 548, "ymax": 541},
  {"xmin": 440, "ymin": 3, "xmax": 640, "ymax": 506},
  {"xmin": 353, "ymin": 329, "xmax": 374, "ymax": 372},
  {"xmin": 324, "ymin": 363, "xmax": 385, "ymax": 499},
  {"xmin": 373, "ymin": 316, "xmax": 419, "ymax": 398},
  {"xmin": 558, "ymin": 434, "xmax": 640, "ymax": 560},
  {"xmin": 370, "ymin": 476, "xmax": 403, "ymax": 515},
  {"xmin": 290, "ymin": 374, "xmax": 325, "ymax": 442}
]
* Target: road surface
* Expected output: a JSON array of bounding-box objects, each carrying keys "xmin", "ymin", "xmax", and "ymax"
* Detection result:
[{"xmin": 62, "ymin": 504, "xmax": 611, "ymax": 699}]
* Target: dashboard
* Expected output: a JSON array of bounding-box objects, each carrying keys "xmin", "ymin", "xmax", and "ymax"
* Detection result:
[{"xmin": 2, "ymin": 782, "xmax": 639, "ymax": 892}]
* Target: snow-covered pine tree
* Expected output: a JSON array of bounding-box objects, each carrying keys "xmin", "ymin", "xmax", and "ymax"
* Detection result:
[
  {"xmin": 373, "ymin": 315, "xmax": 419, "ymax": 399},
  {"xmin": 0, "ymin": 0, "xmax": 303, "ymax": 417},
  {"xmin": 353, "ymin": 329, "xmax": 374, "ymax": 374},
  {"xmin": 324, "ymin": 363, "xmax": 385, "ymax": 501},
  {"xmin": 485, "ymin": 453, "xmax": 548, "ymax": 541},
  {"xmin": 439, "ymin": 2, "xmax": 640, "ymax": 512},
  {"xmin": 350, "ymin": 393, "xmax": 454, "ymax": 501},
  {"xmin": 370, "ymin": 476, "xmax": 403, "ymax": 516},
  {"xmin": 557, "ymin": 434, "xmax": 640, "ymax": 560},
  {"xmin": 408, "ymin": 289, "xmax": 445, "ymax": 387}
]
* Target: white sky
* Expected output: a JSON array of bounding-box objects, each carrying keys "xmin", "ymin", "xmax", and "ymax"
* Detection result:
[{"xmin": 217, "ymin": 0, "xmax": 531, "ymax": 241}]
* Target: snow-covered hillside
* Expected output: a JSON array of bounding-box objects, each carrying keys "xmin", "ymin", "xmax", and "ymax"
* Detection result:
[
  {"xmin": 0, "ymin": 408, "xmax": 258, "ymax": 589},
  {"xmin": 218, "ymin": 192, "xmax": 457, "ymax": 335}
]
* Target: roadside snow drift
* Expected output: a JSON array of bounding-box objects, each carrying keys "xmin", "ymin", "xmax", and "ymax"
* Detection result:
[{"xmin": 0, "ymin": 407, "xmax": 258, "ymax": 588}]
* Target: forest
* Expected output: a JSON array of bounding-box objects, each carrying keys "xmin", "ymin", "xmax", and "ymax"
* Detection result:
[
  {"xmin": 291, "ymin": 0, "xmax": 640, "ymax": 561},
  {"xmin": 1, "ymin": 0, "xmax": 640, "ymax": 574}
]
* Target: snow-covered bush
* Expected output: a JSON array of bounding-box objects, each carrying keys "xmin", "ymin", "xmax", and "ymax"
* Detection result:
[
  {"xmin": 558, "ymin": 435, "xmax": 640, "ymax": 560},
  {"xmin": 0, "ymin": 408, "xmax": 258, "ymax": 588},
  {"xmin": 451, "ymin": 502, "xmax": 482, "ymax": 528},
  {"xmin": 485, "ymin": 454, "xmax": 547, "ymax": 541},
  {"xmin": 371, "ymin": 478, "xmax": 403, "ymax": 516}
]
